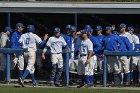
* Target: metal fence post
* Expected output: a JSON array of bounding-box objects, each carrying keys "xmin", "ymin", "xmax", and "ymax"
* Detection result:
[
  {"xmin": 103, "ymin": 55, "xmax": 107, "ymax": 87},
  {"xmin": 74, "ymin": 13, "xmax": 77, "ymax": 29},
  {"xmin": 65, "ymin": 51, "xmax": 69, "ymax": 86},
  {"xmin": 6, "ymin": 53, "xmax": 10, "ymax": 82}
]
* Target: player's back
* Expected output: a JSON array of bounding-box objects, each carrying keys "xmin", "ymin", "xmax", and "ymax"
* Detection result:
[
  {"xmin": 19, "ymin": 32, "xmax": 42, "ymax": 51},
  {"xmin": 0, "ymin": 32, "xmax": 9, "ymax": 48}
]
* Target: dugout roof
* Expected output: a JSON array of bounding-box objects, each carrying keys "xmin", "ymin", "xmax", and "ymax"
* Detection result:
[{"xmin": 0, "ymin": 2, "xmax": 140, "ymax": 14}]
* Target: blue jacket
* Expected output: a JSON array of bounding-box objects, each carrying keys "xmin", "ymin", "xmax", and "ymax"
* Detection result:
[
  {"xmin": 74, "ymin": 37, "xmax": 81, "ymax": 60},
  {"xmin": 89, "ymin": 35, "xmax": 102, "ymax": 53},
  {"xmin": 10, "ymin": 30, "xmax": 22, "ymax": 49},
  {"xmin": 96, "ymin": 34, "xmax": 105, "ymax": 55},
  {"xmin": 119, "ymin": 36, "xmax": 133, "ymax": 51},
  {"xmin": 103, "ymin": 34, "xmax": 124, "ymax": 51}
]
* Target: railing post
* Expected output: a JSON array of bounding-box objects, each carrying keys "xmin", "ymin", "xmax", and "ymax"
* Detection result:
[
  {"xmin": 6, "ymin": 53, "xmax": 10, "ymax": 82},
  {"xmin": 103, "ymin": 55, "xmax": 107, "ymax": 87},
  {"xmin": 65, "ymin": 51, "xmax": 69, "ymax": 86}
]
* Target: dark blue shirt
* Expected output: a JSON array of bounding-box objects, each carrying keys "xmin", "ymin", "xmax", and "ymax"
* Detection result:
[{"xmin": 10, "ymin": 30, "xmax": 22, "ymax": 49}]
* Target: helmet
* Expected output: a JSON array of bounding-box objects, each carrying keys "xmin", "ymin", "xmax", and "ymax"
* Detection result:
[
  {"xmin": 70, "ymin": 26, "xmax": 76, "ymax": 32},
  {"xmin": 54, "ymin": 27, "xmax": 60, "ymax": 32},
  {"xmin": 27, "ymin": 25, "xmax": 35, "ymax": 33}
]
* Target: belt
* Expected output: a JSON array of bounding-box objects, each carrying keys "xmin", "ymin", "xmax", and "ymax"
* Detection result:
[
  {"xmin": 52, "ymin": 53, "xmax": 61, "ymax": 54},
  {"xmin": 80, "ymin": 54, "xmax": 87, "ymax": 56}
]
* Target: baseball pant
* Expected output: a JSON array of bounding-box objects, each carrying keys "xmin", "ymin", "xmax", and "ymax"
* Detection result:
[
  {"xmin": 132, "ymin": 56, "xmax": 140, "ymax": 71},
  {"xmin": 0, "ymin": 53, "xmax": 6, "ymax": 71},
  {"xmin": 11, "ymin": 55, "xmax": 24, "ymax": 71},
  {"xmin": 77, "ymin": 55, "xmax": 96, "ymax": 76},
  {"xmin": 24, "ymin": 51, "xmax": 36, "ymax": 74},
  {"xmin": 118, "ymin": 56, "xmax": 130, "ymax": 73},
  {"xmin": 106, "ymin": 56, "xmax": 120, "ymax": 74},
  {"xmin": 51, "ymin": 54, "xmax": 63, "ymax": 69}
]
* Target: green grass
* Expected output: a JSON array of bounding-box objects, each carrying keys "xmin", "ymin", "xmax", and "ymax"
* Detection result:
[{"xmin": 0, "ymin": 86, "xmax": 140, "ymax": 93}]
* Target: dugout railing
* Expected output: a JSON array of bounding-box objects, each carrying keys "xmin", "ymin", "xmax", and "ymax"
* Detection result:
[
  {"xmin": 103, "ymin": 50, "xmax": 140, "ymax": 87},
  {"xmin": 0, "ymin": 48, "xmax": 70, "ymax": 86},
  {"xmin": 1, "ymin": 48, "xmax": 140, "ymax": 87}
]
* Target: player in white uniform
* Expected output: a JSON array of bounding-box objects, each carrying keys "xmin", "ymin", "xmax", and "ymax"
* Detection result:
[
  {"xmin": 119, "ymin": 24, "xmax": 133, "ymax": 86},
  {"xmin": 0, "ymin": 27, "xmax": 12, "ymax": 81},
  {"xmin": 42, "ymin": 27, "xmax": 67, "ymax": 87},
  {"xmin": 128, "ymin": 27, "xmax": 140, "ymax": 84},
  {"xmin": 77, "ymin": 29, "xmax": 95, "ymax": 88},
  {"xmin": 19, "ymin": 25, "xmax": 48, "ymax": 87}
]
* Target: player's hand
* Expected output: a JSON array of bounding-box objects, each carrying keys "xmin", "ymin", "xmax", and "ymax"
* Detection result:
[
  {"xmin": 101, "ymin": 54, "xmax": 104, "ymax": 58},
  {"xmin": 42, "ymin": 54, "xmax": 46, "ymax": 60},
  {"xmin": 85, "ymin": 59, "xmax": 90, "ymax": 64},
  {"xmin": 44, "ymin": 34, "xmax": 49, "ymax": 41},
  {"xmin": 67, "ymin": 47, "xmax": 70, "ymax": 52}
]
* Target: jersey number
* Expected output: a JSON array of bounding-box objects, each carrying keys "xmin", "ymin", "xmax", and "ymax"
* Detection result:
[{"xmin": 25, "ymin": 38, "xmax": 30, "ymax": 44}]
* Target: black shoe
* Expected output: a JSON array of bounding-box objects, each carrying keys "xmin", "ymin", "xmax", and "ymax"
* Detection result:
[
  {"xmin": 19, "ymin": 77, "xmax": 25, "ymax": 87},
  {"xmin": 33, "ymin": 82, "xmax": 38, "ymax": 87},
  {"xmin": 77, "ymin": 83, "xmax": 85, "ymax": 88}
]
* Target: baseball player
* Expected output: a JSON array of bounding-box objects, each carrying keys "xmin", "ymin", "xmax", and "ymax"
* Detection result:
[
  {"xmin": 128, "ymin": 27, "xmax": 140, "ymax": 84},
  {"xmin": 95, "ymin": 26, "xmax": 105, "ymax": 84},
  {"xmin": 18, "ymin": 25, "xmax": 48, "ymax": 87},
  {"xmin": 103, "ymin": 26, "xmax": 124, "ymax": 86},
  {"xmin": 77, "ymin": 29, "xmax": 95, "ymax": 88},
  {"xmin": 86, "ymin": 26, "xmax": 101, "ymax": 83},
  {"xmin": 42, "ymin": 27, "xmax": 67, "ymax": 87},
  {"xmin": 69, "ymin": 26, "xmax": 79, "ymax": 71},
  {"xmin": 119, "ymin": 24, "xmax": 133, "ymax": 86},
  {"xmin": 10, "ymin": 23, "xmax": 25, "ymax": 78},
  {"xmin": 0, "ymin": 27, "xmax": 12, "ymax": 81}
]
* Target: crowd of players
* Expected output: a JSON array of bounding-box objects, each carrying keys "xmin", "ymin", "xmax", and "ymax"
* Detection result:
[{"xmin": 0, "ymin": 23, "xmax": 140, "ymax": 88}]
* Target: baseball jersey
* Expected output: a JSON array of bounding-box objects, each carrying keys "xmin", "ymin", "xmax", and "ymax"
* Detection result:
[
  {"xmin": 132, "ymin": 34, "xmax": 140, "ymax": 50},
  {"xmin": 89, "ymin": 36, "xmax": 101, "ymax": 53},
  {"xmin": 46, "ymin": 36, "xmax": 66, "ymax": 54},
  {"xmin": 19, "ymin": 32, "xmax": 42, "ymax": 52},
  {"xmin": 0, "ymin": 32, "xmax": 10, "ymax": 48},
  {"xmin": 119, "ymin": 32, "xmax": 133, "ymax": 43},
  {"xmin": 103, "ymin": 34, "xmax": 124, "ymax": 51},
  {"xmin": 80, "ymin": 38, "xmax": 93, "ymax": 55}
]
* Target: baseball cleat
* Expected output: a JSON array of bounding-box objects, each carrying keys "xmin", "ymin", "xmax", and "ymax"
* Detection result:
[{"xmin": 19, "ymin": 77, "xmax": 25, "ymax": 87}]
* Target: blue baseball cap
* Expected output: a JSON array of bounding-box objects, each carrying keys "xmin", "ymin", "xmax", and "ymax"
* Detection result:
[
  {"xmin": 85, "ymin": 25, "xmax": 91, "ymax": 29},
  {"xmin": 96, "ymin": 26, "xmax": 102, "ymax": 31},
  {"xmin": 87, "ymin": 27, "xmax": 93, "ymax": 32},
  {"xmin": 82, "ymin": 29, "xmax": 88, "ymax": 34},
  {"xmin": 27, "ymin": 25, "xmax": 35, "ymax": 33},
  {"xmin": 119, "ymin": 23, "xmax": 126, "ymax": 28},
  {"xmin": 127, "ymin": 27, "xmax": 134, "ymax": 31},
  {"xmin": 16, "ymin": 23, "xmax": 24, "ymax": 28},
  {"xmin": 105, "ymin": 26, "xmax": 112, "ymax": 31},
  {"xmin": 70, "ymin": 26, "xmax": 76, "ymax": 32},
  {"xmin": 54, "ymin": 27, "xmax": 60, "ymax": 32},
  {"xmin": 66, "ymin": 25, "xmax": 72, "ymax": 30},
  {"xmin": 5, "ymin": 27, "xmax": 12, "ymax": 32}
]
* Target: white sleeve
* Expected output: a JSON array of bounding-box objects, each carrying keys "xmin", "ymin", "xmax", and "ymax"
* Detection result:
[
  {"xmin": 88, "ymin": 40, "xmax": 93, "ymax": 51},
  {"xmin": 61, "ymin": 37, "xmax": 67, "ymax": 46},
  {"xmin": 46, "ymin": 37, "xmax": 52, "ymax": 47},
  {"xmin": 133, "ymin": 35, "xmax": 140, "ymax": 44},
  {"xmin": 34, "ymin": 34, "xmax": 42, "ymax": 44},
  {"xmin": 0, "ymin": 37, "xmax": 7, "ymax": 48}
]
